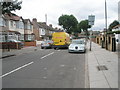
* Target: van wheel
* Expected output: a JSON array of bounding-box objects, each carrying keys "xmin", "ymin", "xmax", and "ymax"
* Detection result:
[{"xmin": 56, "ymin": 48, "xmax": 59, "ymax": 50}]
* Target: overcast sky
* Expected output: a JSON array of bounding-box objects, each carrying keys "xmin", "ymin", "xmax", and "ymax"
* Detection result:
[{"xmin": 15, "ymin": 0, "xmax": 119, "ymax": 31}]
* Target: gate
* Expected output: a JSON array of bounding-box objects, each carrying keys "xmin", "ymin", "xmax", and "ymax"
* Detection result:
[{"xmin": 112, "ymin": 38, "xmax": 116, "ymax": 52}]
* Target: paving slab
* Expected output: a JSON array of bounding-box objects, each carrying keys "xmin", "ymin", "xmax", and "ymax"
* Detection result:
[{"xmin": 87, "ymin": 41, "xmax": 118, "ymax": 88}]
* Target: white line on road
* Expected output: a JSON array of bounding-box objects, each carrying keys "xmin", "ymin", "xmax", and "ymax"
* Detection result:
[
  {"xmin": 41, "ymin": 52, "xmax": 54, "ymax": 59},
  {"xmin": 0, "ymin": 61, "xmax": 34, "ymax": 78}
]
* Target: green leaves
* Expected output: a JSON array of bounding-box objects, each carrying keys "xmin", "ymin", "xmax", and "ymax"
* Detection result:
[
  {"xmin": 1, "ymin": 0, "xmax": 22, "ymax": 14},
  {"xmin": 58, "ymin": 14, "xmax": 78, "ymax": 34},
  {"xmin": 108, "ymin": 20, "xmax": 119, "ymax": 31},
  {"xmin": 58, "ymin": 14, "xmax": 92, "ymax": 37},
  {"xmin": 77, "ymin": 20, "xmax": 91, "ymax": 36},
  {"xmin": 78, "ymin": 20, "xmax": 91, "ymax": 31},
  {"xmin": 107, "ymin": 30, "xmax": 120, "ymax": 34}
]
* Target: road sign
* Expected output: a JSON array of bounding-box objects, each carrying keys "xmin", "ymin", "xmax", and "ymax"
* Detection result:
[{"xmin": 88, "ymin": 15, "xmax": 95, "ymax": 25}]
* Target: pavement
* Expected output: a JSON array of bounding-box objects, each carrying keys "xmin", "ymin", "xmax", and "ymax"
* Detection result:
[
  {"xmin": 86, "ymin": 41, "xmax": 118, "ymax": 88},
  {"xmin": 1, "ymin": 46, "xmax": 41, "ymax": 59},
  {"xmin": 1, "ymin": 42, "xmax": 119, "ymax": 88}
]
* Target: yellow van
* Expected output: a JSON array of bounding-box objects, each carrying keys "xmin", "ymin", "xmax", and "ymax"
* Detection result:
[{"xmin": 52, "ymin": 32, "xmax": 70, "ymax": 49}]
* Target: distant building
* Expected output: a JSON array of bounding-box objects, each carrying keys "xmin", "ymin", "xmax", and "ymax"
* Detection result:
[
  {"xmin": 24, "ymin": 19, "xmax": 34, "ymax": 41},
  {"xmin": 118, "ymin": 1, "xmax": 120, "ymax": 22},
  {"xmin": 32, "ymin": 18, "xmax": 41, "ymax": 41}
]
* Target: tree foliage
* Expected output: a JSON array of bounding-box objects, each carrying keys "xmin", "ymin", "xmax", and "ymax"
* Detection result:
[
  {"xmin": 58, "ymin": 14, "xmax": 78, "ymax": 34},
  {"xmin": 78, "ymin": 20, "xmax": 91, "ymax": 36},
  {"xmin": 108, "ymin": 20, "xmax": 119, "ymax": 31},
  {"xmin": 0, "ymin": 0, "xmax": 22, "ymax": 14}
]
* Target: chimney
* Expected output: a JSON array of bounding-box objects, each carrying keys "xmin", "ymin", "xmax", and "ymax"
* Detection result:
[
  {"xmin": 33, "ymin": 18, "xmax": 37, "ymax": 22},
  {"xmin": 49, "ymin": 24, "xmax": 52, "ymax": 27},
  {"xmin": 55, "ymin": 27, "xmax": 58, "ymax": 30}
]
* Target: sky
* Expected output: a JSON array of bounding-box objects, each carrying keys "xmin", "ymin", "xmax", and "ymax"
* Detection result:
[{"xmin": 14, "ymin": 0, "xmax": 119, "ymax": 31}]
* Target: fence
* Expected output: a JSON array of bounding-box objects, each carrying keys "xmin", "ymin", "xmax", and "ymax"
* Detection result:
[{"xmin": 1, "ymin": 42, "xmax": 22, "ymax": 51}]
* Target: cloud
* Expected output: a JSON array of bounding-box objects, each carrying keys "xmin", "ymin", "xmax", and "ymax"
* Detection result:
[{"xmin": 15, "ymin": 0, "xmax": 119, "ymax": 30}]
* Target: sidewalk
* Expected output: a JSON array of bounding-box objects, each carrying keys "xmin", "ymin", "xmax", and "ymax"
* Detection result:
[
  {"xmin": 86, "ymin": 41, "xmax": 118, "ymax": 88},
  {"xmin": 1, "ymin": 46, "xmax": 41, "ymax": 59}
]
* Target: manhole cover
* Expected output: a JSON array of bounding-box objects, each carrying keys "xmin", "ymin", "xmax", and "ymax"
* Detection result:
[{"xmin": 97, "ymin": 65, "xmax": 108, "ymax": 71}]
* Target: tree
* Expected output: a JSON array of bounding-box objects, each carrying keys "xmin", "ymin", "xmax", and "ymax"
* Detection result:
[
  {"xmin": 108, "ymin": 20, "xmax": 119, "ymax": 31},
  {"xmin": 58, "ymin": 14, "xmax": 78, "ymax": 34},
  {"xmin": 0, "ymin": 0, "xmax": 22, "ymax": 14},
  {"xmin": 78, "ymin": 20, "xmax": 91, "ymax": 36}
]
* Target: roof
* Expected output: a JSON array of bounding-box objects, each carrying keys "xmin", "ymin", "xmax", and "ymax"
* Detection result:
[
  {"xmin": 38, "ymin": 22, "xmax": 55, "ymax": 31},
  {"xmin": 113, "ymin": 24, "xmax": 120, "ymax": 29},
  {"xmin": 3, "ymin": 13, "xmax": 21, "ymax": 21},
  {"xmin": 24, "ymin": 19, "xmax": 33, "ymax": 25}
]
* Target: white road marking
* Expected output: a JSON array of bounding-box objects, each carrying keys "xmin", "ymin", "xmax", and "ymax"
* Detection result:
[
  {"xmin": 73, "ymin": 67, "xmax": 77, "ymax": 70},
  {"xmin": 43, "ymin": 76, "xmax": 47, "ymax": 79},
  {"xmin": 58, "ymin": 50, "xmax": 61, "ymax": 51},
  {"xmin": 43, "ymin": 68, "xmax": 47, "ymax": 70},
  {"xmin": 60, "ymin": 65, "xmax": 65, "ymax": 67},
  {"xmin": 0, "ymin": 61, "xmax": 34, "ymax": 78},
  {"xmin": 41, "ymin": 52, "xmax": 54, "ymax": 59}
]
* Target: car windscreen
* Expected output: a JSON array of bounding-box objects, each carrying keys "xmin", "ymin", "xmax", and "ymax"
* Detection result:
[
  {"xmin": 72, "ymin": 40, "xmax": 84, "ymax": 44},
  {"xmin": 45, "ymin": 40, "xmax": 53, "ymax": 43}
]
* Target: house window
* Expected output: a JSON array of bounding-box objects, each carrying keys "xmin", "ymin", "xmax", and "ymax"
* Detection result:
[
  {"xmin": 0, "ymin": 34, "xmax": 6, "ymax": 42},
  {"xmin": 0, "ymin": 18, "xmax": 6, "ymax": 26},
  {"xmin": 28, "ymin": 35, "xmax": 32, "ymax": 40},
  {"xmin": 11, "ymin": 21, "xmax": 13, "ymax": 27},
  {"xmin": 0, "ymin": 18, "xmax": 2, "ymax": 26},
  {"xmin": 27, "ymin": 21, "xmax": 31, "ymax": 30},
  {"xmin": 19, "ymin": 21, "xmax": 24, "ymax": 29},
  {"xmin": 40, "ymin": 28, "xmax": 45, "ymax": 35},
  {"xmin": 16, "ymin": 21, "xmax": 19, "ymax": 28}
]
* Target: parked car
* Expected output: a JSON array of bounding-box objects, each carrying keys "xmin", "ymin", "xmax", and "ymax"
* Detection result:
[
  {"xmin": 41, "ymin": 40, "xmax": 53, "ymax": 49},
  {"xmin": 68, "ymin": 39, "xmax": 86, "ymax": 53},
  {"xmin": 7, "ymin": 39, "xmax": 24, "ymax": 47}
]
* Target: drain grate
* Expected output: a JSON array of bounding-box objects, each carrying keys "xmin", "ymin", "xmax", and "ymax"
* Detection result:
[{"xmin": 97, "ymin": 65, "xmax": 108, "ymax": 71}]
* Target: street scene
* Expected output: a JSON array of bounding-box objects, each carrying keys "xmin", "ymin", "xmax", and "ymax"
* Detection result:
[{"xmin": 0, "ymin": 0, "xmax": 120, "ymax": 89}]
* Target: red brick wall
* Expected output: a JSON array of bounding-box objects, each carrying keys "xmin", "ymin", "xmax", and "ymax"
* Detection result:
[{"xmin": 24, "ymin": 41, "xmax": 36, "ymax": 46}]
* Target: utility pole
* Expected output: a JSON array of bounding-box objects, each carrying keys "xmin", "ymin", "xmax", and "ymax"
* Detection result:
[
  {"xmin": 105, "ymin": 0, "xmax": 108, "ymax": 50},
  {"xmin": 88, "ymin": 15, "xmax": 95, "ymax": 51},
  {"xmin": 45, "ymin": 14, "xmax": 47, "ymax": 25}
]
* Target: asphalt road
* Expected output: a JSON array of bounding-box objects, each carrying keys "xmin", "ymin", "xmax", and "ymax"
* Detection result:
[{"xmin": 2, "ymin": 48, "xmax": 86, "ymax": 88}]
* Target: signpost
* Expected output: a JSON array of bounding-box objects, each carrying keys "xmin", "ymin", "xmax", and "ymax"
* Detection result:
[{"xmin": 88, "ymin": 15, "xmax": 95, "ymax": 51}]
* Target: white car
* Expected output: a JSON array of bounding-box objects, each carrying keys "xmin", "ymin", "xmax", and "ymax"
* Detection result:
[{"xmin": 68, "ymin": 39, "xmax": 86, "ymax": 53}]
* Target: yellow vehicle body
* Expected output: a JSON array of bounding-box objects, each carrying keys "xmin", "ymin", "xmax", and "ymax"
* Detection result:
[{"xmin": 52, "ymin": 32, "xmax": 70, "ymax": 49}]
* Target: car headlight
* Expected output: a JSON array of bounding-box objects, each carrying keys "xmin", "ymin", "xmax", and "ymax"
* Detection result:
[
  {"xmin": 80, "ymin": 47, "xmax": 85, "ymax": 49},
  {"xmin": 69, "ymin": 46, "xmax": 74, "ymax": 49}
]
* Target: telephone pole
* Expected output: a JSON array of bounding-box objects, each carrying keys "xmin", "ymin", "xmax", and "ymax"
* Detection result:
[
  {"xmin": 45, "ymin": 14, "xmax": 47, "ymax": 25},
  {"xmin": 105, "ymin": 0, "xmax": 108, "ymax": 50}
]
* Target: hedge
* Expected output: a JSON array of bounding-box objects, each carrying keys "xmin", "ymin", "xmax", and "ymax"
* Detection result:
[{"xmin": 107, "ymin": 30, "xmax": 120, "ymax": 34}]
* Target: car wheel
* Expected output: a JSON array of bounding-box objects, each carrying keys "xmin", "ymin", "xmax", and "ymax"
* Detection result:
[
  {"xmin": 84, "ymin": 49, "xmax": 86, "ymax": 53},
  {"xmin": 41, "ymin": 47, "xmax": 44, "ymax": 49},
  {"xmin": 68, "ymin": 50, "xmax": 71, "ymax": 53}
]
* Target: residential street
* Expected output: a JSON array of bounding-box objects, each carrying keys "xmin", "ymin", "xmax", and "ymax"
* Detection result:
[
  {"xmin": 0, "ymin": 0, "xmax": 119, "ymax": 89},
  {"xmin": 2, "ymin": 48, "xmax": 86, "ymax": 88}
]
